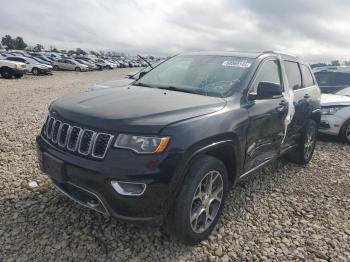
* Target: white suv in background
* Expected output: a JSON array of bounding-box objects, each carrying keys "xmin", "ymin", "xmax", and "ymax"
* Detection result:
[
  {"xmin": 6, "ymin": 56, "xmax": 51, "ymax": 75},
  {"xmin": 319, "ymin": 87, "xmax": 350, "ymax": 143},
  {"xmin": 0, "ymin": 59, "xmax": 27, "ymax": 79}
]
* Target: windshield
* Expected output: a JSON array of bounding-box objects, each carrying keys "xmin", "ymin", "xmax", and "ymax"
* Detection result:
[
  {"xmin": 27, "ymin": 57, "xmax": 40, "ymax": 64},
  {"xmin": 33, "ymin": 57, "xmax": 47, "ymax": 63},
  {"xmin": 134, "ymin": 55, "xmax": 254, "ymax": 97}
]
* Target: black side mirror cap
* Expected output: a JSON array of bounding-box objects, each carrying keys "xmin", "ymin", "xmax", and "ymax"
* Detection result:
[{"xmin": 255, "ymin": 81, "xmax": 283, "ymax": 99}]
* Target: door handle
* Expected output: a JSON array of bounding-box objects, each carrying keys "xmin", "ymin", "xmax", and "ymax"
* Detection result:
[
  {"xmin": 279, "ymin": 100, "xmax": 288, "ymax": 106},
  {"xmin": 304, "ymin": 94, "xmax": 310, "ymax": 99},
  {"xmin": 277, "ymin": 106, "xmax": 285, "ymax": 112}
]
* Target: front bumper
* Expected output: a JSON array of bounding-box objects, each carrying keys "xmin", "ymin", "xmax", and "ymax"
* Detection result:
[
  {"xmin": 318, "ymin": 114, "xmax": 346, "ymax": 136},
  {"xmin": 36, "ymin": 135, "xmax": 182, "ymax": 224}
]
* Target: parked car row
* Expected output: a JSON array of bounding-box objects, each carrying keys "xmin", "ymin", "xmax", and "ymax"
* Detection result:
[{"xmin": 0, "ymin": 50, "xmax": 159, "ymax": 78}]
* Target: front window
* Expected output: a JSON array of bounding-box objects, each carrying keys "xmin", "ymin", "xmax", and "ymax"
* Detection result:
[
  {"xmin": 251, "ymin": 60, "xmax": 282, "ymax": 93},
  {"xmin": 134, "ymin": 55, "xmax": 255, "ymax": 97}
]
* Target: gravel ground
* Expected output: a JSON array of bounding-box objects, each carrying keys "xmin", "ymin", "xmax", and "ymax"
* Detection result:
[{"xmin": 0, "ymin": 70, "xmax": 349, "ymax": 261}]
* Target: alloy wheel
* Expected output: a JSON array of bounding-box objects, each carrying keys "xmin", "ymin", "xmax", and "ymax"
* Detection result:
[
  {"xmin": 346, "ymin": 124, "xmax": 350, "ymax": 142},
  {"xmin": 190, "ymin": 171, "xmax": 223, "ymax": 233},
  {"xmin": 304, "ymin": 125, "xmax": 316, "ymax": 160}
]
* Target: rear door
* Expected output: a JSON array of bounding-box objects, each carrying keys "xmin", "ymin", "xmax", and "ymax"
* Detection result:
[
  {"xmin": 245, "ymin": 59, "xmax": 288, "ymax": 171},
  {"xmin": 282, "ymin": 60, "xmax": 304, "ymax": 147},
  {"xmin": 57, "ymin": 59, "xmax": 65, "ymax": 69}
]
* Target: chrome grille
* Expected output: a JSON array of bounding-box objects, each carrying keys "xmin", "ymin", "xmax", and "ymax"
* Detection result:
[{"xmin": 42, "ymin": 116, "xmax": 113, "ymax": 159}]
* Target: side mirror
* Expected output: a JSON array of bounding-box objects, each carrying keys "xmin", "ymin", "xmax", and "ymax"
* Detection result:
[{"xmin": 252, "ymin": 81, "xmax": 282, "ymax": 100}]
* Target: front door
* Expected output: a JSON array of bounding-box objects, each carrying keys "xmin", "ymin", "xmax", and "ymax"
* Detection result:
[{"xmin": 245, "ymin": 59, "xmax": 288, "ymax": 171}]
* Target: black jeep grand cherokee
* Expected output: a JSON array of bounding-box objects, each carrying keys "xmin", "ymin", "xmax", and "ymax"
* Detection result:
[{"xmin": 37, "ymin": 51, "xmax": 321, "ymax": 244}]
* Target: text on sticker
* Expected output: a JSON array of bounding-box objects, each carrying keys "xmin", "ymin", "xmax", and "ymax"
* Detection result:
[{"xmin": 222, "ymin": 60, "xmax": 251, "ymax": 68}]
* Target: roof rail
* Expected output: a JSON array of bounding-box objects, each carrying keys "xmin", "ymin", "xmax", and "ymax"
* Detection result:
[{"xmin": 262, "ymin": 50, "xmax": 298, "ymax": 58}]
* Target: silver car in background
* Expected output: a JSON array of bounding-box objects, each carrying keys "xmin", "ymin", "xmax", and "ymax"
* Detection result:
[
  {"xmin": 319, "ymin": 87, "xmax": 350, "ymax": 143},
  {"xmin": 53, "ymin": 58, "xmax": 89, "ymax": 72}
]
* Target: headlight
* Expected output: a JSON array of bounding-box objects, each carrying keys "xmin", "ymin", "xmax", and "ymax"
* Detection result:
[
  {"xmin": 114, "ymin": 134, "xmax": 170, "ymax": 153},
  {"xmin": 321, "ymin": 107, "xmax": 343, "ymax": 115}
]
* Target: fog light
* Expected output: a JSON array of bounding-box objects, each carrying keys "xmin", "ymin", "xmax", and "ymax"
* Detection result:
[{"xmin": 111, "ymin": 181, "xmax": 146, "ymax": 196}]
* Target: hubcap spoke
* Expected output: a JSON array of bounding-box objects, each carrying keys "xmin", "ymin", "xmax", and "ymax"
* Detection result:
[
  {"xmin": 304, "ymin": 126, "xmax": 316, "ymax": 158},
  {"xmin": 190, "ymin": 170, "xmax": 224, "ymax": 233}
]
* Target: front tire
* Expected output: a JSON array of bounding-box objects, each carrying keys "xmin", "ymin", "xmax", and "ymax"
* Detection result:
[
  {"xmin": 287, "ymin": 119, "xmax": 317, "ymax": 164},
  {"xmin": 53, "ymin": 65, "xmax": 59, "ymax": 70},
  {"xmin": 1, "ymin": 68, "xmax": 14, "ymax": 79},
  {"xmin": 75, "ymin": 67, "xmax": 81, "ymax": 72},
  {"xmin": 339, "ymin": 119, "xmax": 350, "ymax": 144},
  {"xmin": 167, "ymin": 155, "xmax": 228, "ymax": 245},
  {"xmin": 32, "ymin": 68, "xmax": 40, "ymax": 75}
]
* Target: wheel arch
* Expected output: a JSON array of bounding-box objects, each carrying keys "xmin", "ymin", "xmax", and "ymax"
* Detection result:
[
  {"xmin": 0, "ymin": 66, "xmax": 12, "ymax": 72},
  {"xmin": 311, "ymin": 109, "xmax": 321, "ymax": 126},
  {"xmin": 176, "ymin": 133, "xmax": 243, "ymax": 188}
]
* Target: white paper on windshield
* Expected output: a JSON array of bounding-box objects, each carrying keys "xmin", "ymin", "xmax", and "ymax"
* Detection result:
[{"xmin": 222, "ymin": 60, "xmax": 252, "ymax": 68}]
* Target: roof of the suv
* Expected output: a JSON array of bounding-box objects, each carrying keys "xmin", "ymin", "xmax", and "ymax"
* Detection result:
[{"xmin": 180, "ymin": 51, "xmax": 298, "ymax": 60}]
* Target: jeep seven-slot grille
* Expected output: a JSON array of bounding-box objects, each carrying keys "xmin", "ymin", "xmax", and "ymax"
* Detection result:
[{"xmin": 42, "ymin": 116, "xmax": 113, "ymax": 159}]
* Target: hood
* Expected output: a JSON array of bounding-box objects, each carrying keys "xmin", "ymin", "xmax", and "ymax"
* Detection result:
[
  {"xmin": 36, "ymin": 63, "xmax": 47, "ymax": 69},
  {"xmin": 51, "ymin": 85, "xmax": 226, "ymax": 133},
  {"xmin": 91, "ymin": 78, "xmax": 134, "ymax": 91},
  {"xmin": 321, "ymin": 94, "xmax": 350, "ymax": 106}
]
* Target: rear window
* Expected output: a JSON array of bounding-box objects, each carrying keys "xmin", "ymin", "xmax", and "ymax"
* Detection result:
[
  {"xmin": 284, "ymin": 61, "xmax": 302, "ymax": 90},
  {"xmin": 315, "ymin": 72, "xmax": 350, "ymax": 86},
  {"xmin": 301, "ymin": 65, "xmax": 315, "ymax": 87}
]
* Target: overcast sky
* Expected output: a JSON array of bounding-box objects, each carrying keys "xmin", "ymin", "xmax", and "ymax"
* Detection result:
[{"xmin": 1, "ymin": 0, "xmax": 350, "ymax": 62}]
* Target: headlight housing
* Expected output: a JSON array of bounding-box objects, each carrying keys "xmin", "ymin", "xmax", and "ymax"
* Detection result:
[
  {"xmin": 114, "ymin": 134, "xmax": 170, "ymax": 154},
  {"xmin": 321, "ymin": 106, "xmax": 343, "ymax": 115}
]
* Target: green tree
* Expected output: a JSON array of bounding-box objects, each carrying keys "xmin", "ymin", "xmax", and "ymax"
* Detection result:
[
  {"xmin": 49, "ymin": 46, "xmax": 59, "ymax": 52},
  {"xmin": 76, "ymin": 48, "xmax": 86, "ymax": 55},
  {"xmin": 331, "ymin": 60, "xmax": 340, "ymax": 66},
  {"xmin": 14, "ymin": 37, "xmax": 27, "ymax": 50},
  {"xmin": 310, "ymin": 62, "xmax": 328, "ymax": 68},
  {"xmin": 1, "ymin": 35, "xmax": 15, "ymax": 49},
  {"xmin": 90, "ymin": 50, "xmax": 99, "ymax": 57},
  {"xmin": 33, "ymin": 44, "xmax": 44, "ymax": 52}
]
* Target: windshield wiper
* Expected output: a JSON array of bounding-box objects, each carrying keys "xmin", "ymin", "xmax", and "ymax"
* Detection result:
[
  {"xmin": 132, "ymin": 82, "xmax": 154, "ymax": 88},
  {"xmin": 157, "ymin": 86, "xmax": 204, "ymax": 95}
]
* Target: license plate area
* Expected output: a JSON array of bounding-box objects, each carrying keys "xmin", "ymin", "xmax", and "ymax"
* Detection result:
[{"xmin": 43, "ymin": 153, "xmax": 66, "ymax": 183}]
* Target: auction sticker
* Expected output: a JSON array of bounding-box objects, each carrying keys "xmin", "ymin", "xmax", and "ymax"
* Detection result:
[{"xmin": 222, "ymin": 60, "xmax": 251, "ymax": 68}]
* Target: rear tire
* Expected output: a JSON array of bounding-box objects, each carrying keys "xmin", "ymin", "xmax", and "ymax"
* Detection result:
[
  {"xmin": 287, "ymin": 120, "xmax": 317, "ymax": 164},
  {"xmin": 1, "ymin": 68, "xmax": 13, "ymax": 79},
  {"xmin": 339, "ymin": 119, "xmax": 350, "ymax": 144},
  {"xmin": 53, "ymin": 65, "xmax": 59, "ymax": 70},
  {"xmin": 167, "ymin": 155, "xmax": 228, "ymax": 245}
]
